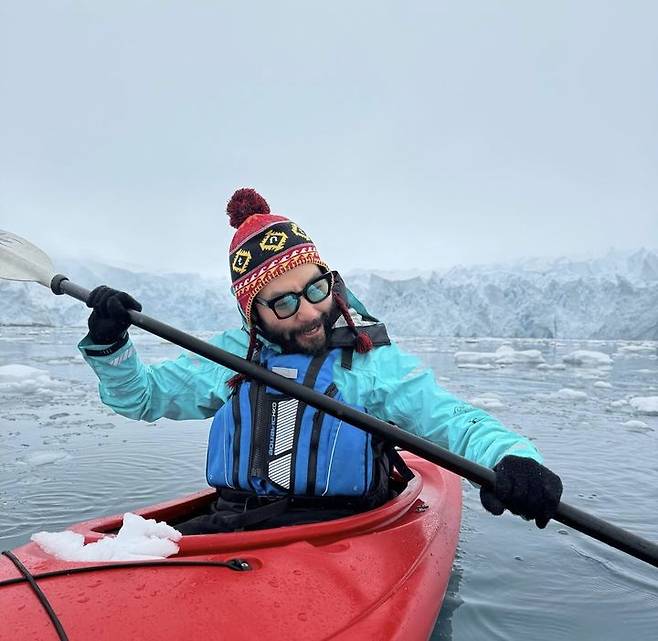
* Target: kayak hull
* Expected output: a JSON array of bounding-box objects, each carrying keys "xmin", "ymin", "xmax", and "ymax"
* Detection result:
[{"xmin": 1, "ymin": 453, "xmax": 462, "ymax": 641}]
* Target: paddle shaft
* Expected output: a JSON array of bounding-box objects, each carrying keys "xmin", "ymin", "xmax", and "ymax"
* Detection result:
[{"xmin": 52, "ymin": 275, "xmax": 658, "ymax": 569}]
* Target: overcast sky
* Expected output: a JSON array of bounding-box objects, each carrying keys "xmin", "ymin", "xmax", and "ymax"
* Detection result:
[{"xmin": 1, "ymin": 2, "xmax": 656, "ymax": 278}]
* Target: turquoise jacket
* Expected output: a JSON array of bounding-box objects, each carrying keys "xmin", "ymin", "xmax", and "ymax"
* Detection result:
[{"xmin": 78, "ymin": 305, "xmax": 542, "ymax": 471}]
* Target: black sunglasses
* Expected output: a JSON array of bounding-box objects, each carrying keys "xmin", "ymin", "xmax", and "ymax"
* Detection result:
[{"xmin": 254, "ymin": 272, "xmax": 334, "ymax": 320}]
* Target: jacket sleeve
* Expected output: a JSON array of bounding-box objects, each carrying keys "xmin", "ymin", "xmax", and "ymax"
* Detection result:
[
  {"xmin": 78, "ymin": 329, "xmax": 248, "ymax": 422},
  {"xmin": 337, "ymin": 342, "xmax": 543, "ymax": 469}
]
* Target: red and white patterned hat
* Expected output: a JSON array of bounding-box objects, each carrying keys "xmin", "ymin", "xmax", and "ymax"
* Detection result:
[{"xmin": 227, "ymin": 188, "xmax": 329, "ymax": 328}]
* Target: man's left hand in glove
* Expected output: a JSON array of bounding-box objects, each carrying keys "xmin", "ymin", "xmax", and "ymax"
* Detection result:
[{"xmin": 479, "ymin": 455, "xmax": 563, "ymax": 528}]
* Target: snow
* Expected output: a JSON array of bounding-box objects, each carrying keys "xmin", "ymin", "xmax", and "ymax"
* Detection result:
[
  {"xmin": 562, "ymin": 350, "xmax": 613, "ymax": 367},
  {"xmin": 629, "ymin": 396, "xmax": 658, "ymax": 416},
  {"xmin": 31, "ymin": 512, "xmax": 182, "ymax": 561}
]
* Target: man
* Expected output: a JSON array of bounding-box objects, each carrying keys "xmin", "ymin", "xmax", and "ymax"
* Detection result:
[{"xmin": 80, "ymin": 188, "xmax": 562, "ymax": 533}]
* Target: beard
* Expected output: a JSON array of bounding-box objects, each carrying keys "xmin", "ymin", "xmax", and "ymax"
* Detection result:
[{"xmin": 257, "ymin": 302, "xmax": 337, "ymax": 356}]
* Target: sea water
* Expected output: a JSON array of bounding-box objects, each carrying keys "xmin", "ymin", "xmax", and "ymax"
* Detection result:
[{"xmin": 0, "ymin": 327, "xmax": 656, "ymax": 640}]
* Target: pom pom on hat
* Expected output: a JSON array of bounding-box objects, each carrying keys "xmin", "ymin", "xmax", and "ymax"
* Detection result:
[{"xmin": 227, "ymin": 188, "xmax": 271, "ymax": 229}]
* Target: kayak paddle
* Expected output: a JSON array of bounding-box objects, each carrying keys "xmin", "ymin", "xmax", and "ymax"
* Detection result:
[{"xmin": 1, "ymin": 229, "xmax": 657, "ymax": 569}]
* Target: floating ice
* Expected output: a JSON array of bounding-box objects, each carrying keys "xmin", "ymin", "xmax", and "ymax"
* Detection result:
[
  {"xmin": 454, "ymin": 351, "xmax": 497, "ymax": 366},
  {"xmin": 629, "ymin": 396, "xmax": 658, "ymax": 416},
  {"xmin": 0, "ymin": 363, "xmax": 65, "ymax": 395},
  {"xmin": 562, "ymin": 350, "xmax": 612, "ymax": 367},
  {"xmin": 0, "ymin": 363, "xmax": 48, "ymax": 381},
  {"xmin": 617, "ymin": 343, "xmax": 656, "ymax": 354},
  {"xmin": 574, "ymin": 370, "xmax": 604, "ymax": 380},
  {"xmin": 536, "ymin": 363, "xmax": 567, "ymax": 371},
  {"xmin": 455, "ymin": 346, "xmax": 545, "ymax": 367},
  {"xmin": 553, "ymin": 388, "xmax": 588, "ymax": 401},
  {"xmin": 494, "ymin": 346, "xmax": 545, "ymax": 365},
  {"xmin": 31, "ymin": 512, "xmax": 182, "ymax": 561},
  {"xmin": 470, "ymin": 394, "xmax": 505, "ymax": 409},
  {"xmin": 593, "ymin": 381, "xmax": 613, "ymax": 389},
  {"xmin": 458, "ymin": 363, "xmax": 495, "ymax": 370},
  {"xmin": 622, "ymin": 419, "xmax": 649, "ymax": 428},
  {"xmin": 608, "ymin": 399, "xmax": 628, "ymax": 409},
  {"xmin": 25, "ymin": 450, "xmax": 71, "ymax": 467}
]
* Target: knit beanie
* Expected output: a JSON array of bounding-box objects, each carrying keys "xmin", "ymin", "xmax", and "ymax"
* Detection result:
[{"xmin": 227, "ymin": 188, "xmax": 329, "ymax": 328}]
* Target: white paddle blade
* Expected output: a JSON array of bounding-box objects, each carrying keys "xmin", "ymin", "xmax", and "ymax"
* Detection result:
[{"xmin": 0, "ymin": 230, "xmax": 56, "ymax": 287}]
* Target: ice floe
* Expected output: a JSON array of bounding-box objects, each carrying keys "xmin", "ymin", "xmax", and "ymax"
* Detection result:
[
  {"xmin": 534, "ymin": 388, "xmax": 589, "ymax": 402},
  {"xmin": 455, "ymin": 346, "xmax": 545, "ymax": 368},
  {"xmin": 31, "ymin": 512, "xmax": 182, "ymax": 561},
  {"xmin": 469, "ymin": 393, "xmax": 505, "ymax": 410},
  {"xmin": 0, "ymin": 363, "xmax": 66, "ymax": 395},
  {"xmin": 622, "ymin": 419, "xmax": 649, "ymax": 428},
  {"xmin": 562, "ymin": 350, "xmax": 612, "ymax": 367},
  {"xmin": 629, "ymin": 396, "xmax": 658, "ymax": 416},
  {"xmin": 458, "ymin": 363, "xmax": 495, "ymax": 370},
  {"xmin": 616, "ymin": 342, "xmax": 656, "ymax": 355},
  {"xmin": 593, "ymin": 381, "xmax": 613, "ymax": 389},
  {"xmin": 24, "ymin": 450, "xmax": 72, "ymax": 467},
  {"xmin": 553, "ymin": 388, "xmax": 589, "ymax": 401},
  {"xmin": 495, "ymin": 346, "xmax": 545, "ymax": 365}
]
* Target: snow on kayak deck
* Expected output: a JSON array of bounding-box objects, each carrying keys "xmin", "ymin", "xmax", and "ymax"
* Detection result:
[{"xmin": 31, "ymin": 512, "xmax": 182, "ymax": 561}]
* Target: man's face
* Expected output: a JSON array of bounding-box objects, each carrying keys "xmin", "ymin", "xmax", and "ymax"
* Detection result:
[{"xmin": 254, "ymin": 263, "xmax": 335, "ymax": 355}]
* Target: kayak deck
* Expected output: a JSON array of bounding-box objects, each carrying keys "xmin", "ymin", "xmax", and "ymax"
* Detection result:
[{"xmin": 0, "ymin": 453, "xmax": 462, "ymax": 641}]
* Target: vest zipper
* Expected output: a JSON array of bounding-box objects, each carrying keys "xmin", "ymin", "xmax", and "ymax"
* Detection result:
[
  {"xmin": 231, "ymin": 390, "xmax": 242, "ymax": 489},
  {"xmin": 306, "ymin": 383, "xmax": 338, "ymax": 495},
  {"xmin": 249, "ymin": 383, "xmax": 267, "ymax": 480}
]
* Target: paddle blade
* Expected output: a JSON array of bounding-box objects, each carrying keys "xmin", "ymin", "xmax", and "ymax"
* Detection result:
[{"xmin": 0, "ymin": 230, "xmax": 55, "ymax": 287}]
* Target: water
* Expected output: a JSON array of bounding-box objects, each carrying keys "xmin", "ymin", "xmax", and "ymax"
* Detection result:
[{"xmin": 1, "ymin": 327, "xmax": 657, "ymax": 640}]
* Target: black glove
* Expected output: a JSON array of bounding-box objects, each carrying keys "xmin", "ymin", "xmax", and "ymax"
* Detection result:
[
  {"xmin": 480, "ymin": 455, "xmax": 563, "ymax": 529},
  {"xmin": 86, "ymin": 286, "xmax": 142, "ymax": 344}
]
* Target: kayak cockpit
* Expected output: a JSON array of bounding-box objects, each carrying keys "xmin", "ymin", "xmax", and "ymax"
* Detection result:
[{"xmin": 71, "ymin": 464, "xmax": 428, "ymax": 553}]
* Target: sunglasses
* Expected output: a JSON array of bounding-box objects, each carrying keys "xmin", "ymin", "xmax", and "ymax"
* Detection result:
[{"xmin": 254, "ymin": 271, "xmax": 334, "ymax": 320}]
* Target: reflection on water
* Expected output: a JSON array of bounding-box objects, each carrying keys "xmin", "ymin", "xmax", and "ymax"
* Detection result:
[{"xmin": 1, "ymin": 327, "xmax": 657, "ymax": 640}]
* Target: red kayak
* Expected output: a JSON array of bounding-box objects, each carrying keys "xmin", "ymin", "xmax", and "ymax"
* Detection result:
[{"xmin": 0, "ymin": 453, "xmax": 461, "ymax": 641}]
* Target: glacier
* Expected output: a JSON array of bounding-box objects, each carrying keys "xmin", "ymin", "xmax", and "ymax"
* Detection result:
[{"xmin": 1, "ymin": 248, "xmax": 657, "ymax": 340}]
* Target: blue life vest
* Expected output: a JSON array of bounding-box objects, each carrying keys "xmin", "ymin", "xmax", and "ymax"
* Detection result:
[{"xmin": 206, "ymin": 347, "xmax": 391, "ymax": 501}]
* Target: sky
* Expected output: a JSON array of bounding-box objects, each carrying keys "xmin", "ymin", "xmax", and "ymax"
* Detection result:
[{"xmin": 1, "ymin": 2, "xmax": 656, "ymax": 278}]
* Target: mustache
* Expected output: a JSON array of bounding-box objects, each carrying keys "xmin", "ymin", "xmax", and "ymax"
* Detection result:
[{"xmin": 293, "ymin": 318, "xmax": 323, "ymax": 336}]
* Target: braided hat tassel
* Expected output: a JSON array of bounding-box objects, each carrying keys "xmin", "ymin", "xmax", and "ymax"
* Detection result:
[{"xmin": 333, "ymin": 291, "xmax": 373, "ymax": 354}]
